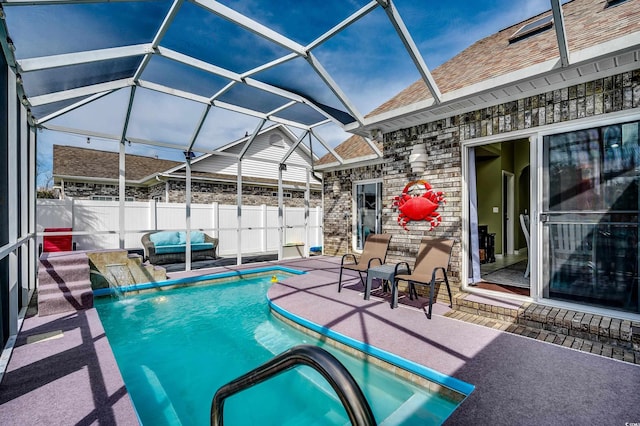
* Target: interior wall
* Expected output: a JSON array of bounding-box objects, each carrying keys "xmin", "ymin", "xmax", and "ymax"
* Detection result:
[
  {"xmin": 476, "ymin": 138, "xmax": 530, "ymax": 255},
  {"xmin": 476, "ymin": 152, "xmax": 503, "ymax": 254},
  {"xmin": 514, "ymin": 140, "xmax": 530, "ymax": 250}
]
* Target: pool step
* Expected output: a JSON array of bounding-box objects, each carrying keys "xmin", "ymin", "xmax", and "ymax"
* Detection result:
[
  {"xmin": 255, "ymin": 322, "xmax": 448, "ymax": 424},
  {"xmin": 38, "ymin": 251, "xmax": 93, "ymax": 316},
  {"xmin": 254, "ymin": 322, "xmax": 335, "ymax": 394}
]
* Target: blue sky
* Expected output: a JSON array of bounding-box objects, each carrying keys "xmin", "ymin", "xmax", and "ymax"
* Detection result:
[{"xmin": 31, "ymin": 0, "xmax": 558, "ymax": 187}]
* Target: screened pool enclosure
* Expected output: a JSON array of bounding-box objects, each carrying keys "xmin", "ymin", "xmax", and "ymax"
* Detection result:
[{"xmin": 0, "ymin": 0, "xmax": 469, "ymax": 345}]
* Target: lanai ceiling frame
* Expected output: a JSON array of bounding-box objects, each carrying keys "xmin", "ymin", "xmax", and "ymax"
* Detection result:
[{"xmin": 0, "ymin": 0, "xmax": 449, "ymax": 167}]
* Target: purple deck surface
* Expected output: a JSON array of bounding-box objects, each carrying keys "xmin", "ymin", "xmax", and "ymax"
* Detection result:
[
  {"xmin": 0, "ymin": 308, "xmax": 137, "ymax": 425},
  {"xmin": 269, "ymin": 256, "xmax": 640, "ymax": 425},
  {"xmin": 2, "ymin": 256, "xmax": 639, "ymax": 425}
]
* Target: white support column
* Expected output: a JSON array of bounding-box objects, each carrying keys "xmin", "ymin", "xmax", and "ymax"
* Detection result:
[
  {"xmin": 118, "ymin": 141, "xmax": 125, "ymax": 249},
  {"xmin": 304, "ymin": 170, "xmax": 310, "ymax": 258},
  {"xmin": 71, "ymin": 197, "xmax": 75, "ymax": 235},
  {"xmin": 19, "ymin": 105, "xmax": 29, "ymax": 306},
  {"xmin": 261, "ymin": 204, "xmax": 267, "ymax": 253},
  {"xmin": 278, "ymin": 165, "xmax": 284, "ymax": 260},
  {"xmin": 185, "ymin": 154, "xmax": 192, "ymax": 272},
  {"xmin": 236, "ymin": 160, "xmax": 242, "ymax": 266},
  {"xmin": 28, "ymin": 127, "xmax": 36, "ymax": 293},
  {"xmin": 118, "ymin": 86, "xmax": 136, "ymax": 250},
  {"xmin": 7, "ymin": 69, "xmax": 18, "ymax": 335}
]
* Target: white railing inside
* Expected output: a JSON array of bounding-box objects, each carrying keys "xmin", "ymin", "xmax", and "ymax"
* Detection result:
[{"xmin": 36, "ymin": 199, "xmax": 323, "ymax": 257}]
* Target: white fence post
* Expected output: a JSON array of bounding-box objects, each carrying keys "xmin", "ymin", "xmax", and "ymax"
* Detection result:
[
  {"xmin": 316, "ymin": 206, "xmax": 322, "ymax": 250},
  {"xmin": 212, "ymin": 202, "xmax": 219, "ymax": 239},
  {"xmin": 261, "ymin": 204, "xmax": 267, "ymax": 253},
  {"xmin": 149, "ymin": 199, "xmax": 157, "ymax": 231}
]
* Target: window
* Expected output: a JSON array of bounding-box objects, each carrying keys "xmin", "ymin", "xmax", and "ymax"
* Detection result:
[
  {"xmin": 272, "ymin": 192, "xmax": 292, "ymax": 198},
  {"xmin": 606, "ymin": 0, "xmax": 630, "ymax": 8},
  {"xmin": 509, "ymin": 15, "xmax": 553, "ymax": 43},
  {"xmin": 354, "ymin": 181, "xmax": 382, "ymax": 250},
  {"xmin": 91, "ymin": 196, "xmax": 135, "ymax": 201}
]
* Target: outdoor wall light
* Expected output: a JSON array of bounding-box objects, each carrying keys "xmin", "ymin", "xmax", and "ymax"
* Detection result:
[
  {"xmin": 409, "ymin": 143, "xmax": 428, "ymax": 174},
  {"xmin": 332, "ymin": 181, "xmax": 341, "ymax": 196},
  {"xmin": 279, "ymin": 163, "xmax": 287, "ymax": 171}
]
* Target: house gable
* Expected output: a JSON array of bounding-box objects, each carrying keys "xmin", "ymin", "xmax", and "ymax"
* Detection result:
[{"xmin": 190, "ymin": 125, "xmax": 314, "ymax": 183}]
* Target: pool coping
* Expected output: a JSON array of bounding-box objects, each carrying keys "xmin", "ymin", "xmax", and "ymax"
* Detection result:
[
  {"xmin": 268, "ymin": 300, "xmax": 475, "ymax": 399},
  {"xmin": 93, "ymin": 265, "xmax": 304, "ymax": 296}
]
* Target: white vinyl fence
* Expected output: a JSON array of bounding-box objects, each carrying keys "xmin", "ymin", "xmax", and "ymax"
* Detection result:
[{"xmin": 37, "ymin": 199, "xmax": 323, "ymax": 257}]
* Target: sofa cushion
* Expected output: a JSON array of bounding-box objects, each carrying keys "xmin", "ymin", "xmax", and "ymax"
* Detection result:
[
  {"xmin": 154, "ymin": 243, "xmax": 214, "ymax": 255},
  {"xmin": 178, "ymin": 231, "xmax": 205, "ymax": 245},
  {"xmin": 150, "ymin": 231, "xmax": 180, "ymax": 246}
]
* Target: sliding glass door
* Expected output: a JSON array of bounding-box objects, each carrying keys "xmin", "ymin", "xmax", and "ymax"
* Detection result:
[{"xmin": 542, "ymin": 120, "xmax": 639, "ymax": 313}]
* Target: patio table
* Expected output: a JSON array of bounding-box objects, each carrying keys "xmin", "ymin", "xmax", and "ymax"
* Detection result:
[{"xmin": 365, "ymin": 263, "xmax": 410, "ymax": 308}]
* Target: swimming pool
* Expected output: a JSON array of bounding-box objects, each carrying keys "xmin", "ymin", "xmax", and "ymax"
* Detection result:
[{"xmin": 95, "ymin": 267, "xmax": 468, "ymax": 425}]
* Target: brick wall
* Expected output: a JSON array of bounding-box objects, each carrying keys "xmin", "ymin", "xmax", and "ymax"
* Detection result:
[
  {"xmin": 62, "ymin": 179, "xmax": 321, "ymax": 207},
  {"xmin": 323, "ymin": 164, "xmax": 383, "ymax": 256},
  {"xmin": 62, "ymin": 182, "xmax": 151, "ymax": 200},
  {"xmin": 168, "ymin": 181, "xmax": 321, "ymax": 207},
  {"xmin": 324, "ymin": 68, "xmax": 640, "ymax": 288}
]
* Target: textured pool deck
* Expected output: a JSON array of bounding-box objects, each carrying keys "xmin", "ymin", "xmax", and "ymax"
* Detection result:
[{"xmin": 1, "ymin": 256, "xmax": 639, "ymax": 425}]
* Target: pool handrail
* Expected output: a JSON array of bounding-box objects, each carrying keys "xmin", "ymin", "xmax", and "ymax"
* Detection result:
[{"xmin": 210, "ymin": 344, "xmax": 377, "ymax": 426}]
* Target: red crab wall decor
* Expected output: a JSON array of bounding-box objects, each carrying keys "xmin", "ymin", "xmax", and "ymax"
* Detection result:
[{"xmin": 392, "ymin": 180, "xmax": 446, "ymax": 231}]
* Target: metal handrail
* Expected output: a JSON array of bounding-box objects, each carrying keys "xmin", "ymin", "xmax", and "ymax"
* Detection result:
[{"xmin": 210, "ymin": 344, "xmax": 377, "ymax": 426}]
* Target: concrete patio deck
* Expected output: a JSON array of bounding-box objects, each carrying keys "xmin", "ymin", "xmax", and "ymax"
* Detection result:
[{"xmin": 1, "ymin": 256, "xmax": 639, "ymax": 425}]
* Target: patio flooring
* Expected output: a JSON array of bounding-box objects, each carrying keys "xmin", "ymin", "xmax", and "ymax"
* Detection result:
[{"xmin": 1, "ymin": 256, "xmax": 639, "ymax": 424}]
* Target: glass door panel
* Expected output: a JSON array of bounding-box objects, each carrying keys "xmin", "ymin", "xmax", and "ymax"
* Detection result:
[
  {"xmin": 542, "ymin": 121, "xmax": 639, "ymax": 313},
  {"xmin": 355, "ymin": 182, "xmax": 382, "ymax": 250}
]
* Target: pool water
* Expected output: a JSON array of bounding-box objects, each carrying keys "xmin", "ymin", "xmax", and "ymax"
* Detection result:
[{"xmin": 95, "ymin": 271, "xmax": 462, "ymax": 425}]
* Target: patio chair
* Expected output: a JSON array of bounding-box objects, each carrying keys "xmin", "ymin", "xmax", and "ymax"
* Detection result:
[
  {"xmin": 338, "ymin": 233, "xmax": 392, "ymax": 292},
  {"xmin": 39, "ymin": 227, "xmax": 76, "ymax": 255},
  {"xmin": 393, "ymin": 237, "xmax": 454, "ymax": 319}
]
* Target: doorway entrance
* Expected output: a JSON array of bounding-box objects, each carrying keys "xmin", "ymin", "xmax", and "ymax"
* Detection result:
[{"xmin": 469, "ymin": 139, "xmax": 530, "ymax": 295}]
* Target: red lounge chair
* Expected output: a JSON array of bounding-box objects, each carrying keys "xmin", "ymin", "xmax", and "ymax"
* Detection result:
[{"xmin": 41, "ymin": 227, "xmax": 76, "ymax": 254}]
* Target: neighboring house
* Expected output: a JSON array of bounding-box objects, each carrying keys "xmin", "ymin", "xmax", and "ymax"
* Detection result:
[
  {"xmin": 318, "ymin": 0, "xmax": 640, "ymax": 318},
  {"xmin": 53, "ymin": 124, "xmax": 322, "ymax": 207}
]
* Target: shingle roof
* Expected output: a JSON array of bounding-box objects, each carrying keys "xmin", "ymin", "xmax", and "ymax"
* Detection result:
[
  {"xmin": 53, "ymin": 145, "xmax": 322, "ymax": 189},
  {"xmin": 53, "ymin": 145, "xmax": 182, "ymax": 181},
  {"xmin": 316, "ymin": 134, "xmax": 382, "ymax": 165},
  {"xmin": 368, "ymin": 0, "xmax": 640, "ymax": 117}
]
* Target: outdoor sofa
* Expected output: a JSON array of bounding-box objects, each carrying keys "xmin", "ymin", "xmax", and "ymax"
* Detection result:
[{"xmin": 142, "ymin": 231, "xmax": 218, "ymax": 265}]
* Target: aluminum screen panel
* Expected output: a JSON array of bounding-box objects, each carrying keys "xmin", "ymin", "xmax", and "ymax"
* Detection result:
[
  {"xmin": 4, "ymin": 1, "xmax": 173, "ymax": 59},
  {"xmin": 22, "ymin": 56, "xmax": 142, "ymax": 98},
  {"xmin": 161, "ymin": 1, "xmax": 290, "ymax": 74},
  {"xmin": 126, "ymin": 88, "xmax": 206, "ymax": 145},
  {"xmin": 214, "ymin": 0, "xmax": 370, "ymax": 45},
  {"xmin": 141, "ymin": 55, "xmax": 232, "ymax": 98}
]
